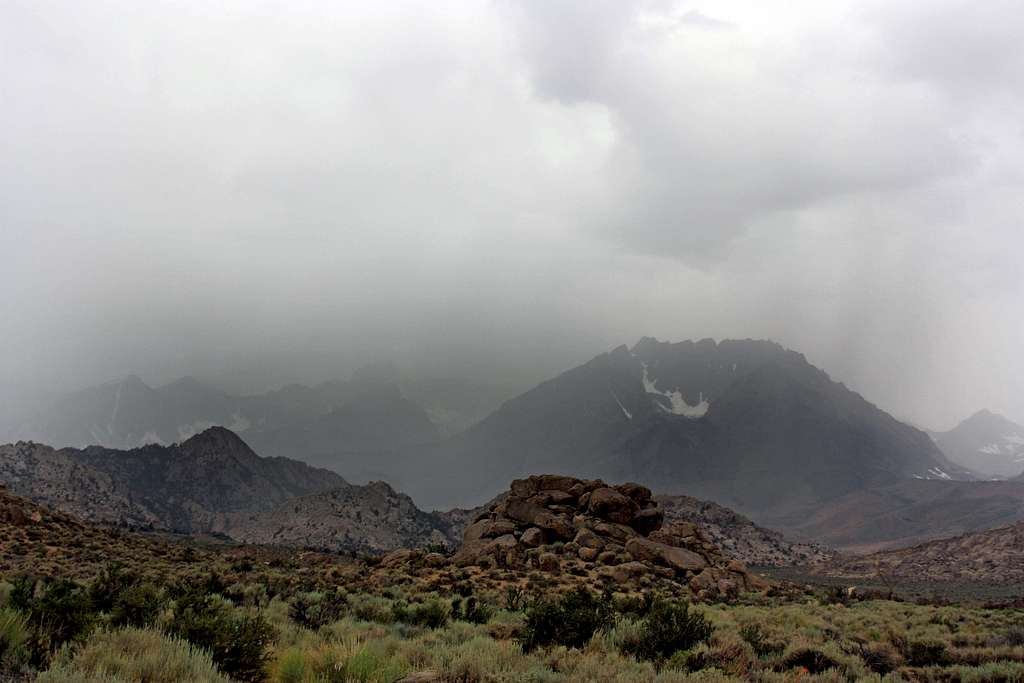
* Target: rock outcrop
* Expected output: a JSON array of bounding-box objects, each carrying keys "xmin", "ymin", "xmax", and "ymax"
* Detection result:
[{"xmin": 450, "ymin": 474, "xmax": 766, "ymax": 599}]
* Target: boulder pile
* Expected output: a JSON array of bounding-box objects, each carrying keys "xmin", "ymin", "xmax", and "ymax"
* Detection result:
[{"xmin": 450, "ymin": 474, "xmax": 766, "ymax": 599}]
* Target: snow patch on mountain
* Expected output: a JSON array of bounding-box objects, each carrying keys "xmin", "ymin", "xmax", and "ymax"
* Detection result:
[
  {"xmin": 641, "ymin": 363, "xmax": 709, "ymax": 418},
  {"xmin": 610, "ymin": 391, "xmax": 632, "ymax": 420}
]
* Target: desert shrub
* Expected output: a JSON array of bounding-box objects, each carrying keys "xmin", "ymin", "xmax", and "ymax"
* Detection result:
[
  {"xmin": 39, "ymin": 627, "xmax": 229, "ymax": 683},
  {"xmin": 521, "ymin": 587, "xmax": 613, "ymax": 652},
  {"xmin": 0, "ymin": 607, "xmax": 31, "ymax": 675},
  {"xmin": 392, "ymin": 599, "xmax": 449, "ymax": 629},
  {"xmin": 108, "ymin": 583, "xmax": 165, "ymax": 629},
  {"xmin": 15, "ymin": 578, "xmax": 96, "ymax": 660},
  {"xmin": 853, "ymin": 640, "xmax": 903, "ymax": 674},
  {"xmin": 452, "ymin": 596, "xmax": 494, "ymax": 625},
  {"xmin": 738, "ymin": 621, "xmax": 783, "ymax": 658},
  {"xmin": 0, "ymin": 581, "xmax": 13, "ymax": 608},
  {"xmin": 89, "ymin": 563, "xmax": 139, "ymax": 613},
  {"xmin": 780, "ymin": 645, "xmax": 841, "ymax": 674},
  {"xmin": 166, "ymin": 590, "xmax": 272, "ymax": 681},
  {"xmin": 617, "ymin": 599, "xmax": 713, "ymax": 663},
  {"xmin": 273, "ymin": 648, "xmax": 308, "ymax": 683},
  {"xmin": 288, "ymin": 591, "xmax": 347, "ymax": 629},
  {"xmin": 905, "ymin": 639, "xmax": 951, "ymax": 667},
  {"xmin": 504, "ymin": 586, "xmax": 526, "ymax": 611},
  {"xmin": 1002, "ymin": 623, "xmax": 1024, "ymax": 648}
]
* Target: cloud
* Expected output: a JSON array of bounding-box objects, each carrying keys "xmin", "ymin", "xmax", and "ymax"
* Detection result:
[{"xmin": 0, "ymin": 0, "xmax": 1022, "ymax": 428}]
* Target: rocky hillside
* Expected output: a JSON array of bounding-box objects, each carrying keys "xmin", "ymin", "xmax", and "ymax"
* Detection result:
[
  {"xmin": 932, "ymin": 410, "xmax": 1024, "ymax": 479},
  {"xmin": 821, "ymin": 522, "xmax": 1024, "ymax": 584},
  {"xmin": 784, "ymin": 478, "xmax": 1024, "ymax": 552},
  {"xmin": 227, "ymin": 481, "xmax": 459, "ymax": 555},
  {"xmin": 0, "ymin": 484, "xmax": 207, "ymax": 580},
  {"xmin": 656, "ymin": 495, "xmax": 835, "ymax": 566},
  {"xmin": 410, "ymin": 339, "xmax": 971, "ymax": 530},
  {"xmin": 445, "ymin": 474, "xmax": 767, "ymax": 600},
  {"xmin": 0, "ymin": 428, "xmax": 345, "ymax": 533}
]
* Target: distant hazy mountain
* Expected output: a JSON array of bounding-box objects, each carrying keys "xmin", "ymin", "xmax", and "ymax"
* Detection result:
[
  {"xmin": 243, "ymin": 384, "xmax": 441, "ymax": 484},
  {"xmin": 932, "ymin": 410, "xmax": 1024, "ymax": 479},
  {"xmin": 782, "ymin": 477, "xmax": 1024, "ymax": 552},
  {"xmin": 1, "ymin": 369, "xmax": 511, "ymax": 480},
  {"xmin": 410, "ymin": 338, "xmax": 971, "ymax": 521},
  {"xmin": 0, "ymin": 427, "xmax": 345, "ymax": 533}
]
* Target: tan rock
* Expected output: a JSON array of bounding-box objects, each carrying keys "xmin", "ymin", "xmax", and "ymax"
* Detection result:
[
  {"xmin": 615, "ymin": 482, "xmax": 653, "ymax": 503},
  {"xmin": 602, "ymin": 560, "xmax": 648, "ymax": 583},
  {"xmin": 504, "ymin": 499, "xmax": 574, "ymax": 540},
  {"xmin": 380, "ymin": 549, "xmax": 419, "ymax": 568},
  {"xmin": 423, "ymin": 553, "xmax": 447, "ymax": 568},
  {"xmin": 463, "ymin": 519, "xmax": 516, "ymax": 542},
  {"xmin": 539, "ymin": 552, "xmax": 560, "ymax": 573},
  {"xmin": 592, "ymin": 521, "xmax": 638, "ymax": 543},
  {"xmin": 587, "ymin": 487, "xmax": 639, "ymax": 525},
  {"xmin": 632, "ymin": 507, "xmax": 664, "ymax": 535},
  {"xmin": 574, "ymin": 527, "xmax": 605, "ymax": 550},
  {"xmin": 520, "ymin": 527, "xmax": 544, "ymax": 547},
  {"xmin": 625, "ymin": 537, "xmax": 707, "ymax": 573}
]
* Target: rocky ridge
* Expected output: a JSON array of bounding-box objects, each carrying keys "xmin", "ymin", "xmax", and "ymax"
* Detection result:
[
  {"xmin": 820, "ymin": 521, "xmax": 1024, "ymax": 584},
  {"xmin": 440, "ymin": 474, "xmax": 767, "ymax": 600}
]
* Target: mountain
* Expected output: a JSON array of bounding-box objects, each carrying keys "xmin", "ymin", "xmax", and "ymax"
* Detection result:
[
  {"xmin": 2, "ymin": 370, "xmax": 509, "ymax": 479},
  {"xmin": 409, "ymin": 338, "xmax": 970, "ymax": 521},
  {"xmin": 242, "ymin": 384, "xmax": 440, "ymax": 486},
  {"xmin": 783, "ymin": 478, "xmax": 1024, "ymax": 552},
  {"xmin": 0, "ymin": 428, "xmax": 346, "ymax": 533},
  {"xmin": 932, "ymin": 410, "xmax": 1024, "ymax": 479},
  {"xmin": 227, "ymin": 481, "xmax": 459, "ymax": 555},
  {"xmin": 821, "ymin": 520, "xmax": 1024, "ymax": 584}
]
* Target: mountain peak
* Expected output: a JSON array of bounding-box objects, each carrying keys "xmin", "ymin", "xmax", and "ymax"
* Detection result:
[{"xmin": 179, "ymin": 425, "xmax": 251, "ymax": 451}]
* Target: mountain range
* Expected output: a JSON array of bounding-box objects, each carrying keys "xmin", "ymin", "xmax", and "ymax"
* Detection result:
[
  {"xmin": 1, "ymin": 368, "xmax": 512, "ymax": 485},
  {"xmin": 3, "ymin": 337, "xmax": 1024, "ymax": 553},
  {"xmin": 930, "ymin": 409, "xmax": 1024, "ymax": 479}
]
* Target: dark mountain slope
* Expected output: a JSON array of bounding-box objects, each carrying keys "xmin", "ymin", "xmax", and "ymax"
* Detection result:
[
  {"xmin": 932, "ymin": 409, "xmax": 1024, "ymax": 478},
  {"xmin": 0, "ymin": 428, "xmax": 346, "ymax": 533},
  {"xmin": 409, "ymin": 339, "xmax": 968, "ymax": 523}
]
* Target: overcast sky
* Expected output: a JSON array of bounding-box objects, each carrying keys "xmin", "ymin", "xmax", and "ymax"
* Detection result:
[{"xmin": 2, "ymin": 0, "xmax": 1022, "ymax": 429}]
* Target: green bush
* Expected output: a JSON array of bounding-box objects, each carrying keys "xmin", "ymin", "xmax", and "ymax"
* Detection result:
[
  {"xmin": 89, "ymin": 563, "xmax": 140, "ymax": 613},
  {"xmin": 905, "ymin": 639, "xmax": 950, "ymax": 667},
  {"xmin": 109, "ymin": 583, "xmax": 165, "ymax": 629},
  {"xmin": 738, "ymin": 622, "xmax": 783, "ymax": 658},
  {"xmin": 166, "ymin": 591, "xmax": 272, "ymax": 681},
  {"xmin": 452, "ymin": 596, "xmax": 494, "ymax": 625},
  {"xmin": 779, "ymin": 646, "xmax": 841, "ymax": 674},
  {"xmin": 392, "ymin": 599, "xmax": 449, "ymax": 629},
  {"xmin": 13, "ymin": 578, "xmax": 96, "ymax": 662},
  {"xmin": 287, "ymin": 591, "xmax": 347, "ymax": 629},
  {"xmin": 39, "ymin": 627, "xmax": 229, "ymax": 683},
  {"xmin": 0, "ymin": 607, "xmax": 31, "ymax": 675},
  {"xmin": 618, "ymin": 600, "xmax": 713, "ymax": 663},
  {"xmin": 521, "ymin": 587, "xmax": 613, "ymax": 652}
]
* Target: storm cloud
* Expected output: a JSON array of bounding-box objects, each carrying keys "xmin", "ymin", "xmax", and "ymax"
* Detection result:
[{"xmin": 1, "ymin": 0, "xmax": 1022, "ymax": 429}]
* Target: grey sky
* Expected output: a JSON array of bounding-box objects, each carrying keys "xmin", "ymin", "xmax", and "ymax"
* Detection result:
[{"xmin": 2, "ymin": 0, "xmax": 1022, "ymax": 430}]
